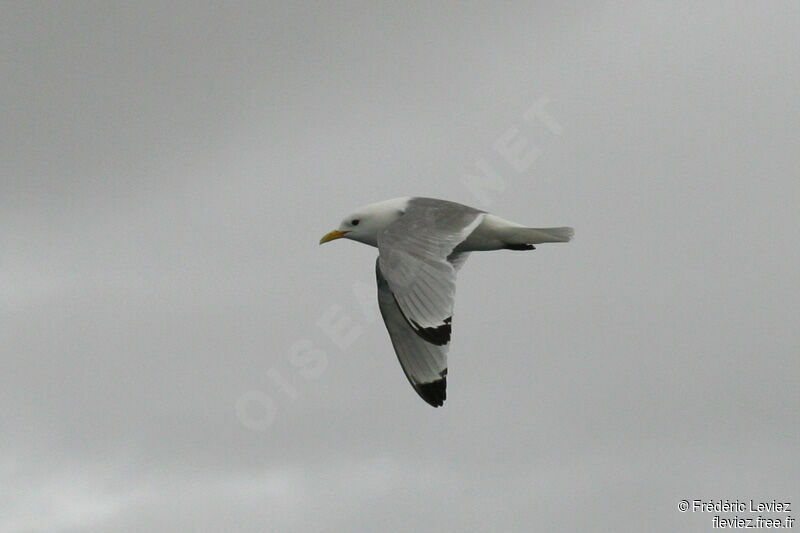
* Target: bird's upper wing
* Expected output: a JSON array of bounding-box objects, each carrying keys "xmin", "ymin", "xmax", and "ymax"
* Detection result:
[{"xmin": 377, "ymin": 198, "xmax": 484, "ymax": 345}]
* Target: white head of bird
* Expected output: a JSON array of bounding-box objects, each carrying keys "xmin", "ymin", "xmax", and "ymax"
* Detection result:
[{"xmin": 319, "ymin": 197, "xmax": 410, "ymax": 248}]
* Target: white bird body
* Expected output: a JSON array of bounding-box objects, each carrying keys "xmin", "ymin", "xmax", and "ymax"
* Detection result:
[
  {"xmin": 320, "ymin": 196, "xmax": 572, "ymax": 407},
  {"xmin": 326, "ymin": 196, "xmax": 573, "ymax": 251}
]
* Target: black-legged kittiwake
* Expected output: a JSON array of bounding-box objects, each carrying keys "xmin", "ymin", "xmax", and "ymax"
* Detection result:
[{"xmin": 320, "ymin": 197, "xmax": 573, "ymax": 407}]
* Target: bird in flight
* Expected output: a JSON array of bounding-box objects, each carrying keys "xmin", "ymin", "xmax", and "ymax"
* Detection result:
[{"xmin": 320, "ymin": 197, "xmax": 573, "ymax": 407}]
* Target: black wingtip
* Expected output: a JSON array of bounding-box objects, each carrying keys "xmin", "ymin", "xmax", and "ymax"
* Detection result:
[
  {"xmin": 416, "ymin": 377, "xmax": 447, "ymax": 407},
  {"xmin": 410, "ymin": 317, "xmax": 452, "ymax": 346}
]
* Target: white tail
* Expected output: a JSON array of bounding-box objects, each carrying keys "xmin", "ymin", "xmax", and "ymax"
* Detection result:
[
  {"xmin": 503, "ymin": 226, "xmax": 574, "ymax": 245},
  {"xmin": 527, "ymin": 226, "xmax": 574, "ymax": 243}
]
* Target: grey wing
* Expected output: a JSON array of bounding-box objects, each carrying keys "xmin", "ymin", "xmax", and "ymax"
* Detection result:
[
  {"xmin": 377, "ymin": 259, "xmax": 448, "ymax": 407},
  {"xmin": 377, "ymin": 198, "xmax": 484, "ymax": 345},
  {"xmin": 446, "ymin": 251, "xmax": 471, "ymax": 272}
]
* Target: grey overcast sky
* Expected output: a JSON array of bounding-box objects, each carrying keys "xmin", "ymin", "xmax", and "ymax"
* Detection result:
[{"xmin": 2, "ymin": 2, "xmax": 798, "ymax": 532}]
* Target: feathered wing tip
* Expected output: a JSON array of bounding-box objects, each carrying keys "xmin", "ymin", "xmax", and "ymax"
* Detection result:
[{"xmin": 414, "ymin": 376, "xmax": 446, "ymax": 407}]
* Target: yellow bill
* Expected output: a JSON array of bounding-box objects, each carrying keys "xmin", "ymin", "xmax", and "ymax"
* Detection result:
[{"xmin": 319, "ymin": 229, "xmax": 349, "ymax": 244}]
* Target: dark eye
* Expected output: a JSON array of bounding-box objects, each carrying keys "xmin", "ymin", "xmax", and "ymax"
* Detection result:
[{"xmin": 351, "ymin": 219, "xmax": 360, "ymax": 226}]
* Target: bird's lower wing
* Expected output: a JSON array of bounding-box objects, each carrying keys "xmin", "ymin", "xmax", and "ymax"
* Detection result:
[{"xmin": 376, "ymin": 259, "xmax": 448, "ymax": 407}]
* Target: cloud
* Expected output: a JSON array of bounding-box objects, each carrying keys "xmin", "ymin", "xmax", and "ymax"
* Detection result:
[{"xmin": 2, "ymin": 2, "xmax": 798, "ymax": 532}]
